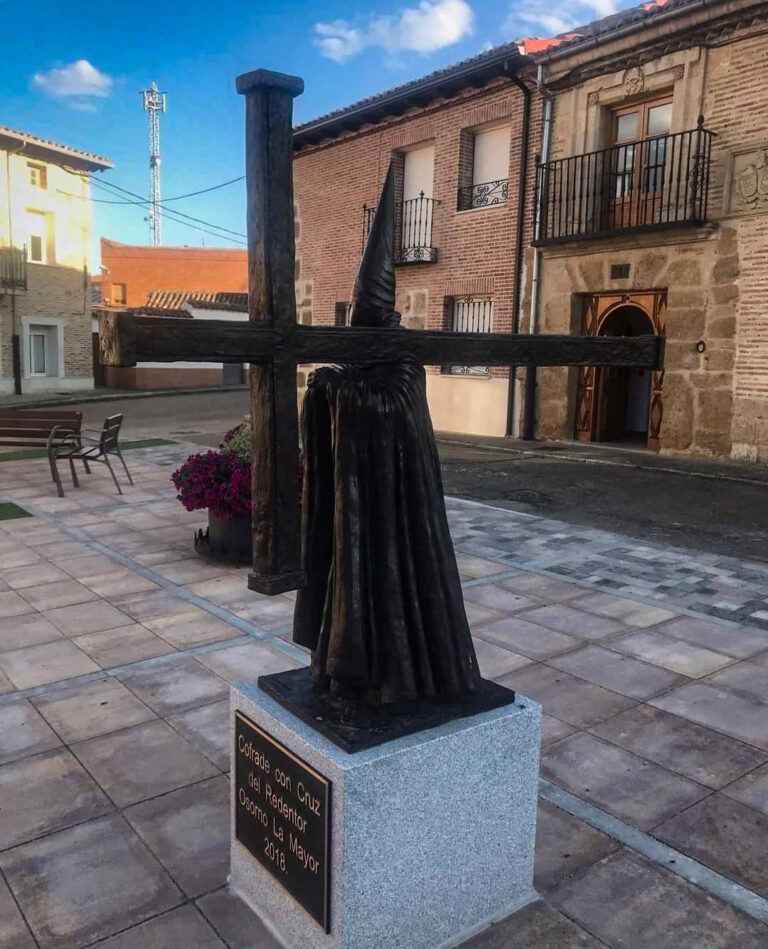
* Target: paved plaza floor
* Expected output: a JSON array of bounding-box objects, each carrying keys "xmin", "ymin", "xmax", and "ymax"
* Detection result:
[{"xmin": 1, "ymin": 445, "xmax": 768, "ymax": 948}]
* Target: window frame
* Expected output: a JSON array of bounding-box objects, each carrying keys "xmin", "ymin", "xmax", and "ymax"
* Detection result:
[
  {"xmin": 27, "ymin": 163, "xmax": 48, "ymax": 190},
  {"xmin": 442, "ymin": 295, "xmax": 493, "ymax": 377}
]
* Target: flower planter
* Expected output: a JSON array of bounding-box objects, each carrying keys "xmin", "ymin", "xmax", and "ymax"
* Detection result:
[{"xmin": 194, "ymin": 510, "xmax": 252, "ymax": 567}]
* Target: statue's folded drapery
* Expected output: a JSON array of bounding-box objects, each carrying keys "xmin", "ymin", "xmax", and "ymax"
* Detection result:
[{"xmin": 293, "ymin": 358, "xmax": 480, "ymax": 705}]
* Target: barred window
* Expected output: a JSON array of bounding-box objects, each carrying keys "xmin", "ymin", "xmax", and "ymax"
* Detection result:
[
  {"xmin": 444, "ymin": 296, "xmax": 493, "ymax": 376},
  {"xmin": 334, "ymin": 302, "xmax": 352, "ymax": 326}
]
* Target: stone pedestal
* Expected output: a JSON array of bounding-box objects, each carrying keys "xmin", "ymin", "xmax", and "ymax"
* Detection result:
[{"xmin": 230, "ymin": 682, "xmax": 541, "ymax": 949}]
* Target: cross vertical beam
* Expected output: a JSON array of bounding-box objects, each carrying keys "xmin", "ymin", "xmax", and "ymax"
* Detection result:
[{"xmin": 236, "ymin": 69, "xmax": 305, "ymax": 595}]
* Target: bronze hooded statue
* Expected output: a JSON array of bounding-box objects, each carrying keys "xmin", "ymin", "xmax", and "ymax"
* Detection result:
[{"xmin": 293, "ymin": 164, "xmax": 481, "ymax": 706}]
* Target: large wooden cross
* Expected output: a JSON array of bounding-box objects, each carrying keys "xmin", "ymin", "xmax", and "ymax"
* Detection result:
[{"xmin": 100, "ymin": 69, "xmax": 663, "ymax": 597}]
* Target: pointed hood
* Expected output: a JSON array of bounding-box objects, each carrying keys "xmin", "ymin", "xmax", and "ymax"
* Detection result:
[{"xmin": 350, "ymin": 163, "xmax": 400, "ymax": 327}]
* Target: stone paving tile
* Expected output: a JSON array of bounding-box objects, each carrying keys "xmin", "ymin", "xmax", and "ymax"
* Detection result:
[
  {"xmin": 152, "ymin": 558, "xmax": 232, "ymax": 585},
  {"xmin": 0, "ymin": 546, "xmax": 41, "ymax": 569},
  {"xmin": 118, "ymin": 656, "xmax": 230, "ymax": 715},
  {"xmin": 498, "ymin": 664, "xmax": 635, "ymax": 728},
  {"xmin": 609, "ymin": 629, "xmax": 735, "ymax": 678},
  {"xmin": 652, "ymin": 616, "xmax": 768, "ymax": 659},
  {"xmin": 569, "ymin": 591, "xmax": 678, "ymax": 628},
  {"xmin": 167, "ymin": 699, "xmax": 230, "ymax": 771},
  {"xmin": 198, "ymin": 641, "xmax": 303, "ymax": 684},
  {"xmin": 0, "ymin": 700, "xmax": 61, "ymax": 765},
  {"xmin": 542, "ymin": 733, "xmax": 709, "ymax": 829},
  {"xmin": 0, "ymin": 813, "xmax": 182, "ymax": 949},
  {"xmin": 185, "ymin": 575, "xmax": 257, "ymax": 607},
  {"xmin": 81, "ymin": 571, "xmax": 160, "ymax": 598},
  {"xmin": 540, "ymin": 714, "xmax": 578, "ymax": 746},
  {"xmin": 19, "ymin": 579, "xmax": 99, "ymax": 612},
  {"xmin": 652, "ymin": 682, "xmax": 768, "ymax": 750},
  {"xmin": 459, "ymin": 899, "xmax": 605, "ymax": 949},
  {"xmin": 1, "ymin": 562, "xmax": 71, "ymax": 589},
  {"xmin": 73, "ymin": 624, "xmax": 176, "ymax": 668},
  {"xmin": 534, "ymin": 800, "xmax": 618, "ymax": 894},
  {"xmin": 547, "ymin": 644, "xmax": 687, "ymax": 700},
  {"xmin": 474, "ymin": 615, "xmax": 579, "ymax": 659},
  {"xmin": 0, "ymin": 748, "xmax": 112, "ymax": 849},
  {"xmin": 517, "ymin": 604, "xmax": 625, "ymax": 641},
  {"xmin": 499, "ymin": 574, "xmax": 587, "ymax": 602},
  {"xmin": 72, "ymin": 719, "xmax": 220, "ymax": 808},
  {"xmin": 231, "ymin": 596, "xmax": 299, "ymax": 630},
  {"xmin": 0, "ymin": 640, "xmax": 100, "ymax": 689},
  {"xmin": 0, "ymin": 872, "xmax": 36, "ymax": 949},
  {"xmin": 455, "ymin": 553, "xmax": 507, "ymax": 579},
  {"xmin": 591, "ymin": 704, "xmax": 768, "ymax": 789},
  {"xmin": 32, "ymin": 678, "xmax": 157, "ymax": 744},
  {"xmin": 94, "ymin": 904, "xmax": 226, "ymax": 948},
  {"xmin": 463, "ymin": 583, "xmax": 540, "ymax": 614},
  {"xmin": 551, "ymin": 848, "xmax": 768, "ymax": 949},
  {"xmin": 722, "ymin": 761, "xmax": 768, "ymax": 816},
  {"xmin": 0, "ymin": 668, "xmax": 16, "ymax": 694},
  {"xmin": 145, "ymin": 607, "xmax": 243, "ymax": 648},
  {"xmin": 110, "ymin": 589, "xmax": 193, "ymax": 622},
  {"xmin": 125, "ymin": 775, "xmax": 230, "ymax": 897},
  {"xmin": 58, "ymin": 553, "xmax": 124, "ymax": 580},
  {"xmin": 0, "ymin": 590, "xmax": 34, "ymax": 618},
  {"xmin": 42, "ymin": 600, "xmax": 134, "ymax": 637},
  {"xmin": 0, "ymin": 619, "xmax": 61, "ymax": 660},
  {"xmin": 196, "ymin": 886, "xmax": 282, "ymax": 949},
  {"xmin": 471, "ymin": 637, "xmax": 532, "ymax": 679},
  {"xmin": 655, "ymin": 794, "xmax": 768, "ymax": 897},
  {"xmin": 704, "ymin": 656, "xmax": 768, "ymax": 705}
]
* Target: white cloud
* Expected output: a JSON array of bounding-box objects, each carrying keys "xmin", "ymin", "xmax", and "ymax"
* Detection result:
[
  {"xmin": 503, "ymin": 0, "xmax": 618, "ymax": 37},
  {"xmin": 315, "ymin": 0, "xmax": 474, "ymax": 64},
  {"xmin": 31, "ymin": 59, "xmax": 113, "ymax": 108}
]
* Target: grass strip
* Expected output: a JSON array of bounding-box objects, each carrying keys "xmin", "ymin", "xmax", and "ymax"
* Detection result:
[
  {"xmin": 0, "ymin": 438, "xmax": 176, "ymax": 463},
  {"xmin": 0, "ymin": 502, "xmax": 32, "ymax": 520}
]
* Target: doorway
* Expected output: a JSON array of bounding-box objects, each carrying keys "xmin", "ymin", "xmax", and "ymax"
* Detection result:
[
  {"xmin": 574, "ymin": 291, "xmax": 666, "ymax": 451},
  {"xmin": 594, "ymin": 306, "xmax": 654, "ymax": 444}
]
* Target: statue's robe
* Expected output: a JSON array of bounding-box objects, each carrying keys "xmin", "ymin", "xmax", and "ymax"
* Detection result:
[{"xmin": 293, "ymin": 358, "xmax": 480, "ymax": 705}]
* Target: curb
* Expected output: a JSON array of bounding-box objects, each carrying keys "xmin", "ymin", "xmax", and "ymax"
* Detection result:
[{"xmin": 0, "ymin": 385, "xmax": 248, "ymax": 410}]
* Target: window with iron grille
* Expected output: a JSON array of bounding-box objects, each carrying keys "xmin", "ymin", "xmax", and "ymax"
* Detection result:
[
  {"xmin": 443, "ymin": 296, "xmax": 493, "ymax": 376},
  {"xmin": 334, "ymin": 302, "xmax": 352, "ymax": 326}
]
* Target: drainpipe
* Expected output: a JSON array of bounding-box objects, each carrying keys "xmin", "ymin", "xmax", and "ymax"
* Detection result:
[
  {"xmin": 5, "ymin": 143, "xmax": 26, "ymax": 395},
  {"xmin": 504, "ymin": 68, "xmax": 531, "ymax": 437},
  {"xmin": 521, "ymin": 64, "xmax": 553, "ymax": 440}
]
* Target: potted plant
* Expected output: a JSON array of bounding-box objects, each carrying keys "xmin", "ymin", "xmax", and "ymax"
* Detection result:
[{"xmin": 171, "ymin": 422, "xmax": 253, "ymax": 566}]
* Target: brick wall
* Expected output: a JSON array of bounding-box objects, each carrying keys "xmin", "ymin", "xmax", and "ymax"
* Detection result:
[
  {"xmin": 292, "ymin": 74, "xmax": 541, "ymax": 435},
  {"xmin": 100, "ymin": 240, "xmax": 248, "ymax": 308}
]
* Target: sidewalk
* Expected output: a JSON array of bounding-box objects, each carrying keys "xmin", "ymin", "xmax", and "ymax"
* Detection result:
[
  {"xmin": 0, "ymin": 385, "xmax": 247, "ymax": 411},
  {"xmin": 0, "ymin": 447, "xmax": 767, "ymax": 947}
]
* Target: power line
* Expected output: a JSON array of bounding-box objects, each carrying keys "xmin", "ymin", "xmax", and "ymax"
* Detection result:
[
  {"xmin": 64, "ymin": 175, "xmax": 245, "ymax": 206},
  {"xmin": 90, "ymin": 177, "xmax": 247, "ymax": 243}
]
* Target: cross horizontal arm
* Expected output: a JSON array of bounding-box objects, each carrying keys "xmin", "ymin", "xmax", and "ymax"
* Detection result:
[{"xmin": 100, "ymin": 313, "xmax": 664, "ymax": 370}]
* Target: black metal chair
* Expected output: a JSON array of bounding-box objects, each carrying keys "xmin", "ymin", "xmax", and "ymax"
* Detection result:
[{"xmin": 51, "ymin": 414, "xmax": 133, "ymax": 497}]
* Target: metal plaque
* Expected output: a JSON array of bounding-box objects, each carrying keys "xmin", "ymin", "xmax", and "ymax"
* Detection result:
[{"xmin": 234, "ymin": 711, "xmax": 331, "ymax": 931}]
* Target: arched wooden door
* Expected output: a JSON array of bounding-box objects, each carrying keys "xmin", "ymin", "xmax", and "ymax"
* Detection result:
[{"xmin": 574, "ymin": 291, "xmax": 666, "ymax": 451}]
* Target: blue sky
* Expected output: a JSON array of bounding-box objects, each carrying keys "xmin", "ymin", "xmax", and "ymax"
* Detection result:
[{"xmin": 0, "ymin": 0, "xmax": 633, "ymax": 267}]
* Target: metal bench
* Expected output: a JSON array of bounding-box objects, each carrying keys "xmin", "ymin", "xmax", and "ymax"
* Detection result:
[
  {"xmin": 0, "ymin": 409, "xmax": 84, "ymax": 492},
  {"xmin": 50, "ymin": 414, "xmax": 134, "ymax": 498}
]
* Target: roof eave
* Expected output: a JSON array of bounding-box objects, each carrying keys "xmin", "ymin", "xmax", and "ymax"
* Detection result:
[
  {"xmin": 0, "ymin": 128, "xmax": 113, "ymax": 171},
  {"xmin": 293, "ymin": 49, "xmax": 531, "ymax": 149}
]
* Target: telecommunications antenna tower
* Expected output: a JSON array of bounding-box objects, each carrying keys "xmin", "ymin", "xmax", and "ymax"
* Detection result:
[{"xmin": 141, "ymin": 82, "xmax": 167, "ymax": 245}]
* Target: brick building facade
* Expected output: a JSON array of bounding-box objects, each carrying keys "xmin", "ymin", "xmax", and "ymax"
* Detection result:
[
  {"xmin": 0, "ymin": 126, "xmax": 111, "ymax": 394},
  {"xmin": 293, "ymin": 48, "xmax": 540, "ymax": 436},
  {"xmin": 99, "ymin": 239, "xmax": 247, "ymax": 309}
]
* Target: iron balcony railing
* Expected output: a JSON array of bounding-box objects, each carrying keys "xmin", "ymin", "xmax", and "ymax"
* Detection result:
[
  {"xmin": 0, "ymin": 244, "xmax": 27, "ymax": 292},
  {"xmin": 534, "ymin": 119, "xmax": 715, "ymax": 244},
  {"xmin": 362, "ymin": 192, "xmax": 439, "ymax": 263},
  {"xmin": 457, "ymin": 178, "xmax": 508, "ymax": 211}
]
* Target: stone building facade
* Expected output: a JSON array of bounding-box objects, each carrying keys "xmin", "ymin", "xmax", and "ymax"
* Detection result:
[
  {"xmin": 0, "ymin": 126, "xmax": 111, "ymax": 394},
  {"xmin": 526, "ymin": 0, "xmax": 768, "ymax": 459},
  {"xmin": 293, "ymin": 48, "xmax": 540, "ymax": 436}
]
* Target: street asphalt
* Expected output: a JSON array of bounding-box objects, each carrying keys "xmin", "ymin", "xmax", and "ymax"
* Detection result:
[{"xmin": 44, "ymin": 388, "xmax": 768, "ymax": 564}]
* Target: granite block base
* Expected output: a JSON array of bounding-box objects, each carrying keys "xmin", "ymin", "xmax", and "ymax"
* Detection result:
[{"xmin": 230, "ymin": 681, "xmax": 541, "ymax": 949}]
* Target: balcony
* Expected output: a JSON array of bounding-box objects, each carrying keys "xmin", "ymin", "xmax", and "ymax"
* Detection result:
[
  {"xmin": 0, "ymin": 244, "xmax": 27, "ymax": 292},
  {"xmin": 457, "ymin": 178, "xmax": 508, "ymax": 211},
  {"xmin": 362, "ymin": 192, "xmax": 439, "ymax": 263},
  {"xmin": 534, "ymin": 121, "xmax": 715, "ymax": 245}
]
